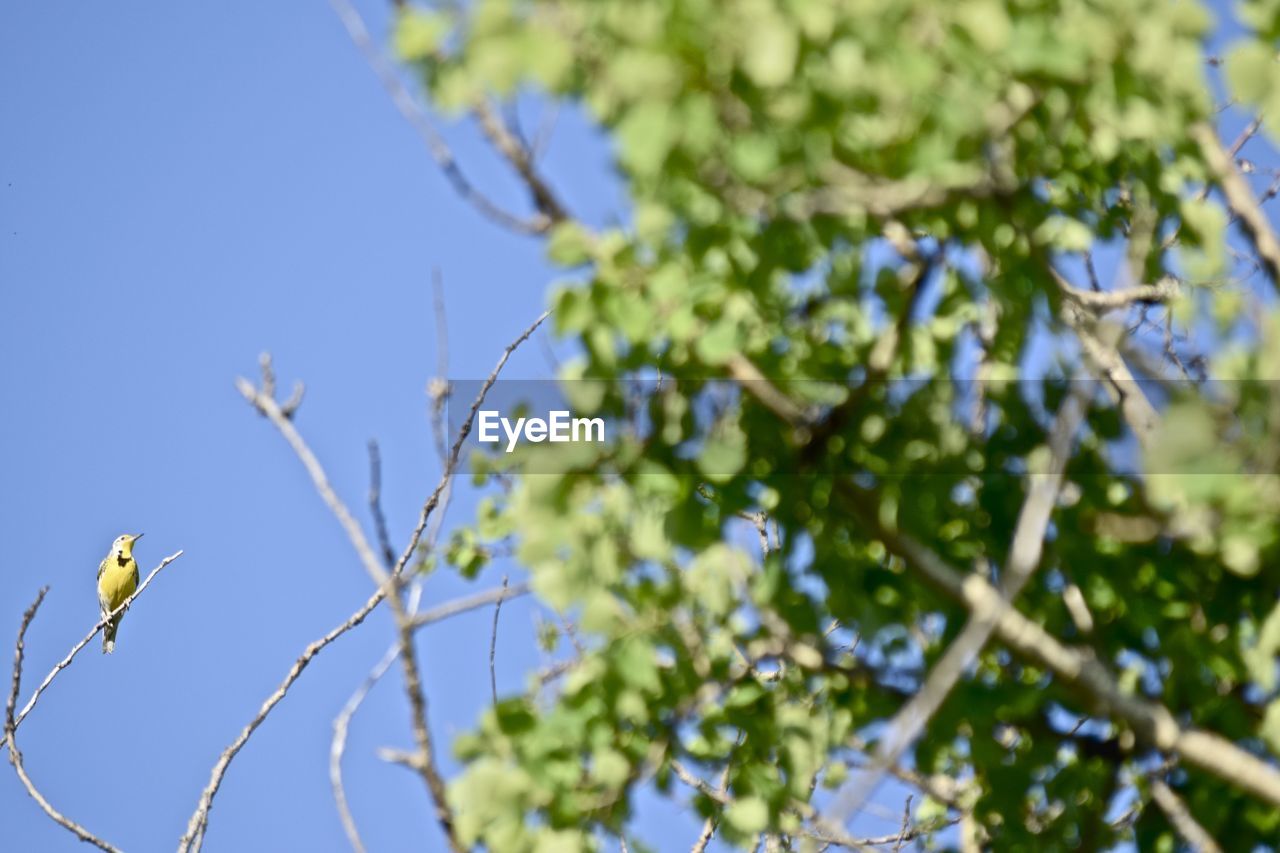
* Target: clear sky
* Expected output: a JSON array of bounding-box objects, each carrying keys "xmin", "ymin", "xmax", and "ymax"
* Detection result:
[{"xmin": 4, "ymin": 2, "xmax": 1257, "ymax": 852}]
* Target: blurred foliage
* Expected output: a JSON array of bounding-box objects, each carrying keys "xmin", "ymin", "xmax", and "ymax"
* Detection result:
[{"xmin": 396, "ymin": 0, "xmax": 1280, "ymax": 849}]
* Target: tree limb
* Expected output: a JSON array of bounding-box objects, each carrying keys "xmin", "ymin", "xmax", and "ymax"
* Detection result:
[
  {"xmin": 1055, "ymin": 274, "xmax": 1180, "ymax": 311},
  {"xmin": 1191, "ymin": 121, "xmax": 1280, "ymax": 288},
  {"xmin": 6, "ymin": 588, "xmax": 121, "ymax": 853},
  {"xmin": 1150, "ymin": 778, "xmax": 1223, "ymax": 853},
  {"xmin": 330, "ymin": 585, "xmax": 422, "ymax": 853}
]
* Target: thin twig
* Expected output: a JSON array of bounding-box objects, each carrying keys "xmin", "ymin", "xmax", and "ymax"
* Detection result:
[
  {"xmin": 1150, "ymin": 779, "xmax": 1223, "ymax": 853},
  {"xmin": 489, "ymin": 575, "xmax": 510, "ymax": 706},
  {"xmin": 892, "ymin": 796, "xmax": 912, "ymax": 852},
  {"xmin": 5, "ymin": 588, "xmax": 121, "ymax": 853},
  {"xmin": 691, "ymin": 759, "xmax": 732, "ymax": 853},
  {"xmin": 368, "ymin": 440, "xmax": 396, "ymax": 569},
  {"xmin": 329, "ymin": 585, "xmax": 422, "ymax": 853},
  {"xmin": 471, "ymin": 97, "xmax": 569, "ymax": 227},
  {"xmin": 238, "ymin": 363, "xmax": 389, "ymax": 589},
  {"xmin": 180, "ymin": 585, "xmax": 388, "ymax": 853},
  {"xmin": 426, "ymin": 269, "xmax": 452, "ymax": 543},
  {"xmin": 411, "ymin": 582, "xmax": 530, "ymax": 629}
]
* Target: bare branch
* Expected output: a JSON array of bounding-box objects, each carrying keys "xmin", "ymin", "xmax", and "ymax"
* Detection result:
[
  {"xmin": 691, "ymin": 760, "xmax": 732, "ymax": 853},
  {"xmin": 180, "ymin": 586, "xmax": 388, "ymax": 853},
  {"xmin": 237, "ymin": 369, "xmax": 389, "ymax": 589},
  {"xmin": 328, "ymin": 0, "xmax": 549, "ymax": 235},
  {"xmin": 1191, "ymin": 121, "xmax": 1280, "ymax": 288},
  {"xmin": 1150, "ymin": 778, "xmax": 1223, "ymax": 853},
  {"xmin": 6, "ymin": 588, "xmax": 121, "ymax": 853},
  {"xmin": 489, "ymin": 575, "xmax": 510, "ymax": 706},
  {"xmin": 12, "ymin": 550, "xmax": 184, "ymax": 732},
  {"xmin": 330, "ymin": 585, "xmax": 422, "ymax": 853},
  {"xmin": 471, "ymin": 98, "xmax": 570, "ymax": 227},
  {"xmin": 328, "ymin": 582, "xmax": 525, "ymax": 850},
  {"xmin": 726, "ymin": 354, "xmax": 812, "ymax": 429},
  {"xmin": 530, "ymin": 101, "xmax": 561, "ymax": 162},
  {"xmin": 255, "ymin": 351, "xmax": 305, "ymax": 419},
  {"xmin": 367, "ymin": 440, "xmax": 397, "ymax": 569},
  {"xmin": 891, "ymin": 795, "xmax": 912, "ymax": 853},
  {"xmin": 235, "ymin": 364, "xmax": 460, "ymax": 850},
  {"xmin": 409, "ymin": 309, "xmax": 552, "ymax": 571},
  {"xmin": 387, "ymin": 613, "xmax": 460, "ymax": 850},
  {"xmin": 671, "ymin": 759, "xmax": 730, "ymax": 805},
  {"xmin": 1056, "ymin": 274, "xmax": 1180, "ymax": 311},
  {"xmin": 1059, "ymin": 299, "xmax": 1160, "ymax": 446}
]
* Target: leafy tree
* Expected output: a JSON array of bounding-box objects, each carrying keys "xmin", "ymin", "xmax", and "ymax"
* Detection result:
[
  {"xmin": 392, "ymin": 0, "xmax": 1280, "ymax": 849},
  {"xmin": 9, "ymin": 1, "xmax": 1280, "ymax": 851}
]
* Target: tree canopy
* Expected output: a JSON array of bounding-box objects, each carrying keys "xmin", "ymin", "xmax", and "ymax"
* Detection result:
[{"xmin": 388, "ymin": 0, "xmax": 1280, "ymax": 850}]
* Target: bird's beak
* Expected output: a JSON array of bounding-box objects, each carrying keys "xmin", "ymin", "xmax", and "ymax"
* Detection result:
[{"xmin": 131, "ymin": 533, "xmax": 144, "ymax": 542}]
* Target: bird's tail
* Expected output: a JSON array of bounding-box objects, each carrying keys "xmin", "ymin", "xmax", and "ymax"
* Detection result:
[{"xmin": 103, "ymin": 619, "xmax": 118, "ymax": 654}]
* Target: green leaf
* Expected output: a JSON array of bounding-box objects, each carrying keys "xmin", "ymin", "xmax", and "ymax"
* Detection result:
[
  {"xmin": 616, "ymin": 101, "xmax": 676, "ymax": 176},
  {"xmin": 694, "ymin": 320, "xmax": 741, "ymax": 366},
  {"xmin": 686, "ymin": 544, "xmax": 748, "ymax": 616},
  {"xmin": 724, "ymin": 795, "xmax": 770, "ymax": 834},
  {"xmin": 1225, "ymin": 39, "xmax": 1278, "ymax": 105},
  {"xmin": 697, "ymin": 421, "xmax": 747, "ymax": 482},
  {"xmin": 742, "ymin": 14, "xmax": 798, "ymax": 87},
  {"xmin": 395, "ymin": 11, "xmax": 449, "ymax": 62},
  {"xmin": 1033, "ymin": 216, "xmax": 1093, "ymax": 253},
  {"xmin": 592, "ymin": 747, "xmax": 631, "ymax": 789},
  {"xmin": 548, "ymin": 221, "xmax": 594, "ymax": 267}
]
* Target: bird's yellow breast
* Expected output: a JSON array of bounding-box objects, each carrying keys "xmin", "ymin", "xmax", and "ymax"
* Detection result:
[{"xmin": 98, "ymin": 557, "xmax": 138, "ymax": 612}]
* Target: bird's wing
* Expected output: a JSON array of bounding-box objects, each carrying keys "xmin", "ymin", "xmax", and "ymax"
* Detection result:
[{"xmin": 97, "ymin": 555, "xmax": 109, "ymax": 582}]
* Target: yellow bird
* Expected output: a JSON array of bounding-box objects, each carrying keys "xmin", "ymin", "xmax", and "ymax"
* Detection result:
[{"xmin": 97, "ymin": 533, "xmax": 142, "ymax": 654}]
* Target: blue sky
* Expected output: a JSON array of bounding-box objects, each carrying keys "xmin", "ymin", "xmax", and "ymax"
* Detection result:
[{"xmin": 3, "ymin": 2, "xmax": 1265, "ymax": 852}]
